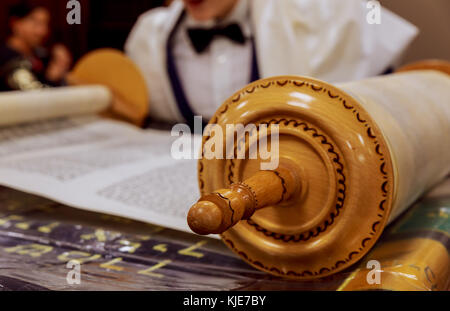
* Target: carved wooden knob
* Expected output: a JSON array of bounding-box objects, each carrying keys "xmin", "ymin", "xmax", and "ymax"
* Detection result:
[{"xmin": 187, "ymin": 167, "xmax": 300, "ymax": 235}]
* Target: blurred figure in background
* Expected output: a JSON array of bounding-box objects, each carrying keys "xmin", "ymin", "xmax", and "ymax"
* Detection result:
[
  {"xmin": 0, "ymin": 2, "xmax": 72, "ymax": 91},
  {"xmin": 126, "ymin": 0, "xmax": 418, "ymax": 127}
]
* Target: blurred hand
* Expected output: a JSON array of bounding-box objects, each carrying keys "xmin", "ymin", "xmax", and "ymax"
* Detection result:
[{"xmin": 45, "ymin": 44, "xmax": 72, "ymax": 82}]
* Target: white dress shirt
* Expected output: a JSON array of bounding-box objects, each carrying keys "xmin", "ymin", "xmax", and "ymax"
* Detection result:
[
  {"xmin": 172, "ymin": 0, "xmax": 253, "ymax": 119},
  {"xmin": 125, "ymin": 0, "xmax": 418, "ymax": 123}
]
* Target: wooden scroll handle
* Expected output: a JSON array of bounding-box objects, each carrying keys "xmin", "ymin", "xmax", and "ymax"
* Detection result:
[{"xmin": 187, "ymin": 167, "xmax": 300, "ymax": 235}]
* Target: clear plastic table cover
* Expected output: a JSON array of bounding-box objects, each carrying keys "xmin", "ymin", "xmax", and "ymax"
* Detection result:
[
  {"xmin": 0, "ymin": 186, "xmax": 346, "ymax": 291},
  {"xmin": 0, "ymin": 178, "xmax": 448, "ymax": 291}
]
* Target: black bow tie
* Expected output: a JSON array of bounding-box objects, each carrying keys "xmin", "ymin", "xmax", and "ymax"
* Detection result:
[{"xmin": 187, "ymin": 23, "xmax": 246, "ymax": 54}]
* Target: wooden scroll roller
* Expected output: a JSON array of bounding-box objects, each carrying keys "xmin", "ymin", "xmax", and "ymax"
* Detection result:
[
  {"xmin": 0, "ymin": 48, "xmax": 148, "ymax": 127},
  {"xmin": 187, "ymin": 60, "xmax": 450, "ymax": 279}
]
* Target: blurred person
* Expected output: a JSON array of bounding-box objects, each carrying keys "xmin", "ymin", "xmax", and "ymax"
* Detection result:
[
  {"xmin": 125, "ymin": 0, "xmax": 418, "ymax": 127},
  {"xmin": 0, "ymin": 3, "xmax": 72, "ymax": 91}
]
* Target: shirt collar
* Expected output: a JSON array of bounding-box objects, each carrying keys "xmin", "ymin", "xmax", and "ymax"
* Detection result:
[{"xmin": 185, "ymin": 0, "xmax": 251, "ymax": 37}]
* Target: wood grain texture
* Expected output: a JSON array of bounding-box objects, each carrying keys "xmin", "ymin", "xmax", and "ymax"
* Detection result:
[{"xmin": 193, "ymin": 64, "xmax": 450, "ymax": 280}]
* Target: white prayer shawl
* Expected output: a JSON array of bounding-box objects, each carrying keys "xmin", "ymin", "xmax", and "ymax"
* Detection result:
[{"xmin": 125, "ymin": 0, "xmax": 418, "ymax": 122}]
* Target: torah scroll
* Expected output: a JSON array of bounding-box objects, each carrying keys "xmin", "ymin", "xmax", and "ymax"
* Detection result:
[{"xmin": 188, "ymin": 65, "xmax": 450, "ymax": 279}]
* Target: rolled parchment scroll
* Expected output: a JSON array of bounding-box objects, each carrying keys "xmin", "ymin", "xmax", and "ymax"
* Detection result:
[{"xmin": 0, "ymin": 85, "xmax": 111, "ymax": 127}]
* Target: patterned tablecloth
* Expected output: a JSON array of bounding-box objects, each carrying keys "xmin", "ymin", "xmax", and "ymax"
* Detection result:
[{"xmin": 0, "ymin": 186, "xmax": 346, "ymax": 291}]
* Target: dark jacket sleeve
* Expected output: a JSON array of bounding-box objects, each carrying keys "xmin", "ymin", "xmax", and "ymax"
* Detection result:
[{"xmin": 0, "ymin": 45, "xmax": 46, "ymax": 91}]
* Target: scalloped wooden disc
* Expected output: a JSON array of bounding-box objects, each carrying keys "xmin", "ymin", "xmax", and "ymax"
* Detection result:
[
  {"xmin": 198, "ymin": 76, "xmax": 396, "ymax": 279},
  {"xmin": 70, "ymin": 48, "xmax": 149, "ymax": 126}
]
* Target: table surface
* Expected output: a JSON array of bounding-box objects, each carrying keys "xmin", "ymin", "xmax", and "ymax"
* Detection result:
[{"xmin": 0, "ymin": 186, "xmax": 350, "ymax": 291}]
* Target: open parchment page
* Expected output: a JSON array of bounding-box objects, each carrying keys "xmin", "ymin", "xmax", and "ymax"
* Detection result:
[{"xmin": 0, "ymin": 116, "xmax": 200, "ymax": 233}]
